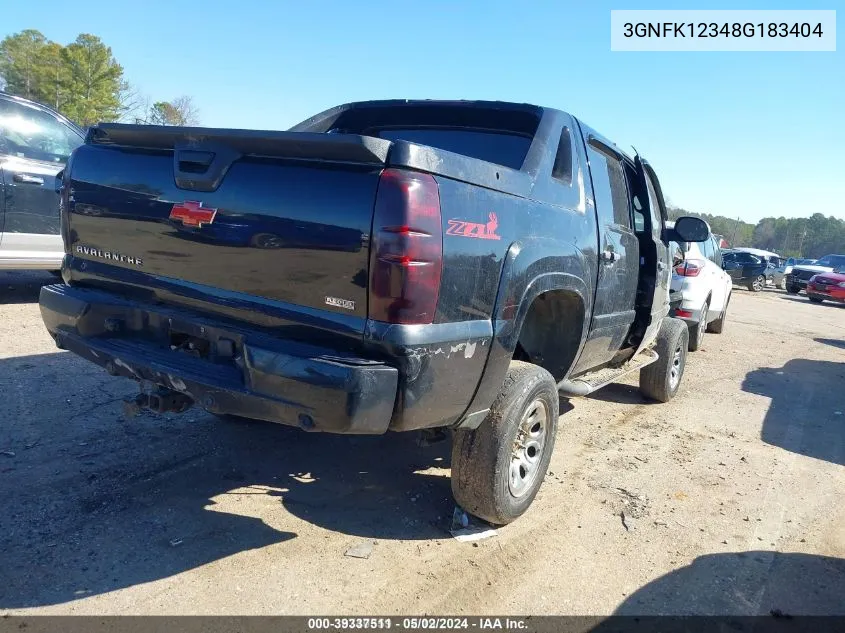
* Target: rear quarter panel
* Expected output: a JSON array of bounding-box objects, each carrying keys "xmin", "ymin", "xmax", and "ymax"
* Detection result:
[{"xmin": 430, "ymin": 175, "xmax": 597, "ymax": 427}]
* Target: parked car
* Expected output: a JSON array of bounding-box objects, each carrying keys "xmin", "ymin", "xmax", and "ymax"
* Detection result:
[
  {"xmin": 669, "ymin": 226, "xmax": 733, "ymax": 351},
  {"xmin": 721, "ymin": 250, "xmax": 773, "ymax": 292},
  {"xmin": 729, "ymin": 247, "xmax": 786, "ymax": 289},
  {"xmin": 39, "ymin": 99, "xmax": 711, "ymax": 525},
  {"xmin": 786, "ymin": 254, "xmax": 845, "ymax": 294},
  {"xmin": 0, "ymin": 92, "xmax": 85, "ymax": 271},
  {"xmin": 806, "ymin": 267, "xmax": 845, "ymax": 304},
  {"xmin": 774, "ymin": 257, "xmax": 817, "ymax": 290}
]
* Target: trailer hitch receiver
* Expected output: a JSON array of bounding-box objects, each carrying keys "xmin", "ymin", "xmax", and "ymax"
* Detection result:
[{"xmin": 123, "ymin": 387, "xmax": 194, "ymax": 416}]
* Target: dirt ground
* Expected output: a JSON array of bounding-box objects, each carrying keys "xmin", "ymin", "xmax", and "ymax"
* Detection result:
[{"xmin": 1, "ymin": 271, "xmax": 843, "ymax": 616}]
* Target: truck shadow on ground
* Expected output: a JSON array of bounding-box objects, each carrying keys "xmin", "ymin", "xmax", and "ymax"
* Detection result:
[
  {"xmin": 0, "ymin": 351, "xmax": 454, "ymax": 609},
  {"xmin": 742, "ymin": 359, "xmax": 845, "ymax": 467},
  {"xmin": 583, "ymin": 383, "xmax": 652, "ymax": 406},
  {"xmin": 593, "ymin": 551, "xmax": 845, "ymax": 618},
  {"xmin": 815, "ymin": 337, "xmax": 845, "ymax": 350},
  {"xmin": 0, "ymin": 271, "xmax": 57, "ymax": 304}
]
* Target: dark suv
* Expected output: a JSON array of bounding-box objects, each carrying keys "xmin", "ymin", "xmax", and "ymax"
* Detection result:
[{"xmin": 721, "ymin": 250, "xmax": 772, "ymax": 292}]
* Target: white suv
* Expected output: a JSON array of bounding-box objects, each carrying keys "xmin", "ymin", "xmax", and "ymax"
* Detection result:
[
  {"xmin": 0, "ymin": 92, "xmax": 84, "ymax": 271},
  {"xmin": 670, "ymin": 227, "xmax": 733, "ymax": 351}
]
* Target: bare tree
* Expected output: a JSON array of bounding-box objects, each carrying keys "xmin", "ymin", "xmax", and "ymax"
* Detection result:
[
  {"xmin": 117, "ymin": 81, "xmax": 149, "ymax": 123},
  {"xmin": 147, "ymin": 95, "xmax": 200, "ymax": 126}
]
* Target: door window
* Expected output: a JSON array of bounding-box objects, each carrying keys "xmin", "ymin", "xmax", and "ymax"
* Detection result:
[
  {"xmin": 0, "ymin": 98, "xmax": 83, "ymax": 163},
  {"xmin": 587, "ymin": 142, "xmax": 631, "ymax": 229}
]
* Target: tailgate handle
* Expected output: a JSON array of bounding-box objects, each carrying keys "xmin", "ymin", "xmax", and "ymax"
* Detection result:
[
  {"xmin": 174, "ymin": 142, "xmax": 242, "ymax": 192},
  {"xmin": 177, "ymin": 150, "xmax": 215, "ymax": 172}
]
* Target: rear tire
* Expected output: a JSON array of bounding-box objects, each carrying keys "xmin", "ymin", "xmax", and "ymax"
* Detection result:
[
  {"xmin": 809, "ymin": 296, "xmax": 824, "ymax": 304},
  {"xmin": 779, "ymin": 277, "xmax": 787, "ymax": 291},
  {"xmin": 688, "ymin": 300, "xmax": 708, "ymax": 351},
  {"xmin": 749, "ymin": 275, "xmax": 765, "ymax": 292},
  {"xmin": 451, "ymin": 361, "xmax": 558, "ymax": 526},
  {"xmin": 639, "ymin": 318, "xmax": 689, "ymax": 403},
  {"xmin": 786, "ymin": 284, "xmax": 800, "ymax": 294},
  {"xmin": 707, "ymin": 294, "xmax": 729, "ymax": 334}
]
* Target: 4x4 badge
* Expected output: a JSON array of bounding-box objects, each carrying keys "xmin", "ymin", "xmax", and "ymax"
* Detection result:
[{"xmin": 446, "ymin": 212, "xmax": 501, "ymax": 240}]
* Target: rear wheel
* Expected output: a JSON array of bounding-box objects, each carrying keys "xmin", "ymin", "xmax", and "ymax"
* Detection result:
[
  {"xmin": 707, "ymin": 294, "xmax": 729, "ymax": 334},
  {"xmin": 779, "ymin": 277, "xmax": 787, "ymax": 291},
  {"xmin": 749, "ymin": 275, "xmax": 765, "ymax": 292},
  {"xmin": 809, "ymin": 296, "xmax": 825, "ymax": 304},
  {"xmin": 640, "ymin": 318, "xmax": 689, "ymax": 403},
  {"xmin": 451, "ymin": 361, "xmax": 558, "ymax": 525},
  {"xmin": 688, "ymin": 300, "xmax": 708, "ymax": 351},
  {"xmin": 786, "ymin": 284, "xmax": 800, "ymax": 294}
]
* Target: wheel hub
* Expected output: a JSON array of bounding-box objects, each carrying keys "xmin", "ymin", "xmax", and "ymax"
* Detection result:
[
  {"xmin": 669, "ymin": 343, "xmax": 684, "ymax": 390},
  {"xmin": 509, "ymin": 398, "xmax": 548, "ymax": 498}
]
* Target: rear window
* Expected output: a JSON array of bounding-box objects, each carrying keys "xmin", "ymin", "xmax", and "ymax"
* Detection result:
[
  {"xmin": 374, "ymin": 128, "xmax": 531, "ymax": 170},
  {"xmin": 318, "ymin": 103, "xmax": 541, "ymax": 171}
]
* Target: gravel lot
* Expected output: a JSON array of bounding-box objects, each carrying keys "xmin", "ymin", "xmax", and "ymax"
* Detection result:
[{"xmin": 1, "ymin": 271, "xmax": 843, "ymax": 615}]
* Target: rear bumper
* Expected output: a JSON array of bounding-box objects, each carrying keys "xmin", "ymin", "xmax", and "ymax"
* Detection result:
[
  {"xmin": 39, "ymin": 284, "xmax": 398, "ymax": 434},
  {"xmin": 807, "ymin": 285, "xmax": 845, "ymax": 302},
  {"xmin": 668, "ymin": 282, "xmax": 707, "ymax": 324}
]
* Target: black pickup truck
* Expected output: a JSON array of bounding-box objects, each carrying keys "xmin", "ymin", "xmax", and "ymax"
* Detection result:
[{"xmin": 40, "ymin": 100, "xmax": 708, "ymax": 524}]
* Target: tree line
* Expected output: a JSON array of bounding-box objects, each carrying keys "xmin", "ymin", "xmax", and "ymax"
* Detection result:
[
  {"xmin": 0, "ymin": 29, "xmax": 199, "ymax": 127},
  {"xmin": 668, "ymin": 207, "xmax": 845, "ymax": 259}
]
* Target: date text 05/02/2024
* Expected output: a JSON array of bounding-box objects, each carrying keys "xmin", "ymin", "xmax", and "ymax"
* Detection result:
[{"xmin": 306, "ymin": 617, "xmax": 528, "ymax": 630}]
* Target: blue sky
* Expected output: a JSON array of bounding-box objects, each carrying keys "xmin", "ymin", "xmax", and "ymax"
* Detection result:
[{"xmin": 4, "ymin": 0, "xmax": 842, "ymax": 222}]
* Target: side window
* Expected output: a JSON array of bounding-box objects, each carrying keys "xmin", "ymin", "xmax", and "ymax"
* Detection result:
[
  {"xmin": 644, "ymin": 173, "xmax": 663, "ymax": 238},
  {"xmin": 632, "ymin": 199, "xmax": 646, "ymax": 232},
  {"xmin": 551, "ymin": 127, "xmax": 572, "ymax": 185},
  {"xmin": 712, "ymin": 239, "xmax": 722, "ymax": 266},
  {"xmin": 587, "ymin": 142, "xmax": 631, "ymax": 229},
  {"xmin": 623, "ymin": 162, "xmax": 646, "ymax": 233},
  {"xmin": 702, "ymin": 237, "xmax": 714, "ymax": 261},
  {"xmin": 0, "ymin": 98, "xmax": 83, "ymax": 163}
]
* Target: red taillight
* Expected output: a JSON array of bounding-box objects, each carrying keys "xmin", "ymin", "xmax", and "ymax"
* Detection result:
[
  {"xmin": 368, "ymin": 169, "xmax": 443, "ymax": 324},
  {"xmin": 674, "ymin": 259, "xmax": 704, "ymax": 277},
  {"xmin": 675, "ymin": 308, "xmax": 693, "ymax": 318}
]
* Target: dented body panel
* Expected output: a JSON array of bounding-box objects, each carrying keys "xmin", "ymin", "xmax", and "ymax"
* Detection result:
[{"xmin": 41, "ymin": 99, "xmax": 671, "ymax": 434}]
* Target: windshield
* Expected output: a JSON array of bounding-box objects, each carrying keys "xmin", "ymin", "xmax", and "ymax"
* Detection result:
[
  {"xmin": 815, "ymin": 255, "xmax": 845, "ymax": 268},
  {"xmin": 0, "ymin": 98, "xmax": 83, "ymax": 163}
]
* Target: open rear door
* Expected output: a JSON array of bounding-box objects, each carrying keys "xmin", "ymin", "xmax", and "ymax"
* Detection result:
[{"xmin": 632, "ymin": 155, "xmax": 672, "ymax": 356}]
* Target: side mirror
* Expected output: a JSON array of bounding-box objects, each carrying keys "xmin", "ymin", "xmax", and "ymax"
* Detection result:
[{"xmin": 672, "ymin": 216, "xmax": 710, "ymax": 243}]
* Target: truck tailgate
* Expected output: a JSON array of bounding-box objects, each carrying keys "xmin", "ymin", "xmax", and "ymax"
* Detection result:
[{"xmin": 65, "ymin": 125, "xmax": 392, "ymax": 332}]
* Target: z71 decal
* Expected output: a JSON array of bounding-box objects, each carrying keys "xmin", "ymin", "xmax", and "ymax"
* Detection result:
[{"xmin": 446, "ymin": 212, "xmax": 501, "ymax": 240}]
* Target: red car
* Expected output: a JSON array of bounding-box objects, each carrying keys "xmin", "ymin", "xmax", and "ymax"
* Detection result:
[{"xmin": 806, "ymin": 270, "xmax": 845, "ymax": 304}]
